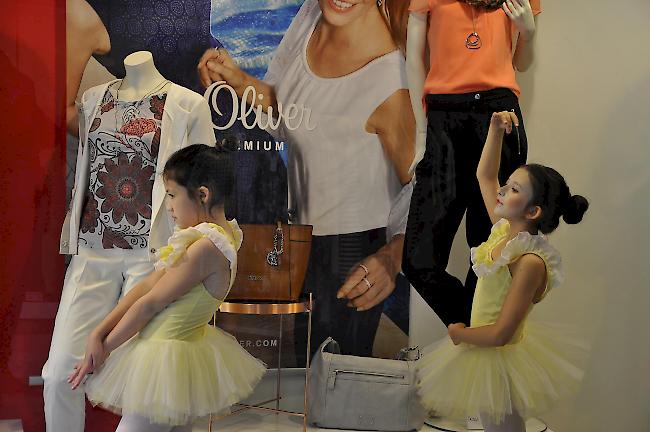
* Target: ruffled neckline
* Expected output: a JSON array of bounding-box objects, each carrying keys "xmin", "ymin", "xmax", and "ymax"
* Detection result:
[
  {"xmin": 154, "ymin": 220, "xmax": 242, "ymax": 271},
  {"xmin": 470, "ymin": 219, "xmax": 565, "ymax": 296}
]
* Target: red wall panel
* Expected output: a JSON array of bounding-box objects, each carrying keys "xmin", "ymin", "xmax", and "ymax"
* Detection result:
[{"xmin": 0, "ymin": 1, "xmax": 70, "ymax": 430}]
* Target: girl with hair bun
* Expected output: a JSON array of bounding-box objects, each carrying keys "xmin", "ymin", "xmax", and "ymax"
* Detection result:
[
  {"xmin": 416, "ymin": 112, "xmax": 588, "ymax": 432},
  {"xmin": 68, "ymin": 144, "xmax": 266, "ymax": 432}
]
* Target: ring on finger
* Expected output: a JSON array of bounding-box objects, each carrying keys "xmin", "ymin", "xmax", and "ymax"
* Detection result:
[
  {"xmin": 359, "ymin": 263, "xmax": 369, "ymax": 276},
  {"xmin": 362, "ymin": 276, "xmax": 372, "ymax": 290}
]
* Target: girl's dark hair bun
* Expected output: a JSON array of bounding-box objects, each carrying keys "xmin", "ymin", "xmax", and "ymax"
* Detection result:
[
  {"xmin": 562, "ymin": 195, "xmax": 589, "ymax": 225},
  {"xmin": 523, "ymin": 164, "xmax": 589, "ymax": 234}
]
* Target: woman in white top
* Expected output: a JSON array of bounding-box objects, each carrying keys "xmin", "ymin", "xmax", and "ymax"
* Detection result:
[{"xmin": 198, "ymin": 0, "xmax": 415, "ymax": 358}]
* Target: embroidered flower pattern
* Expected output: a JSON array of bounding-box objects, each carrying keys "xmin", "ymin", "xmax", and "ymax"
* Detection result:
[
  {"xmin": 78, "ymin": 84, "xmax": 166, "ymax": 250},
  {"xmin": 96, "ymin": 153, "xmax": 155, "ymax": 226},
  {"xmin": 80, "ymin": 193, "xmax": 99, "ymax": 234},
  {"xmin": 89, "ymin": 118, "xmax": 101, "ymax": 133},
  {"xmin": 100, "ymin": 100, "xmax": 115, "ymax": 114},
  {"xmin": 149, "ymin": 94, "xmax": 166, "ymax": 120},
  {"xmin": 120, "ymin": 118, "xmax": 157, "ymax": 137}
]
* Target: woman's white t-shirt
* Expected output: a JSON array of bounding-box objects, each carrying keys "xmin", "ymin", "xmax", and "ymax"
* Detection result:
[{"xmin": 264, "ymin": 0, "xmax": 407, "ymax": 236}]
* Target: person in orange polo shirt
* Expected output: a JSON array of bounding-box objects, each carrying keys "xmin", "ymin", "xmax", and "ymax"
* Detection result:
[{"xmin": 402, "ymin": 0, "xmax": 541, "ymax": 328}]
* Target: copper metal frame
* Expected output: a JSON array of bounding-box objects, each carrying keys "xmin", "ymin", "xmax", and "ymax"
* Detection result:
[{"xmin": 208, "ymin": 294, "xmax": 313, "ymax": 431}]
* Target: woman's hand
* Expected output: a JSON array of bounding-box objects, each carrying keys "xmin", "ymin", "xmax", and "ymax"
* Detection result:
[
  {"xmin": 503, "ymin": 0, "xmax": 536, "ymax": 40},
  {"xmin": 448, "ymin": 323, "xmax": 467, "ymax": 345},
  {"xmin": 336, "ymin": 245, "xmax": 401, "ymax": 312},
  {"xmin": 68, "ymin": 332, "xmax": 107, "ymax": 390},
  {"xmin": 197, "ymin": 47, "xmax": 247, "ymax": 92},
  {"xmin": 490, "ymin": 111, "xmax": 519, "ymax": 134}
]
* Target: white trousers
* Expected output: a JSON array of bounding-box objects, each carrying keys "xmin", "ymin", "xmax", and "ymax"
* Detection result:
[{"xmin": 42, "ymin": 247, "xmax": 153, "ymax": 432}]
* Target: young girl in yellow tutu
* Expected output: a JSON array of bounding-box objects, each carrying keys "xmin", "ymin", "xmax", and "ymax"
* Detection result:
[
  {"xmin": 68, "ymin": 144, "xmax": 266, "ymax": 431},
  {"xmin": 416, "ymin": 112, "xmax": 589, "ymax": 432}
]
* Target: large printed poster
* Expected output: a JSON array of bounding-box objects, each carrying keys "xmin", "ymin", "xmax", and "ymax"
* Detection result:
[{"xmin": 68, "ymin": 0, "xmax": 411, "ymax": 369}]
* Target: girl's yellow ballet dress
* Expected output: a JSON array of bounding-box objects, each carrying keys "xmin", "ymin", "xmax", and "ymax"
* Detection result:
[
  {"xmin": 85, "ymin": 220, "xmax": 266, "ymax": 425},
  {"xmin": 417, "ymin": 219, "xmax": 586, "ymax": 424}
]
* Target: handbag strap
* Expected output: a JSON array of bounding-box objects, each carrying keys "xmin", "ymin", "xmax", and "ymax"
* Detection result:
[
  {"xmin": 320, "ymin": 337, "xmax": 341, "ymax": 355},
  {"xmin": 272, "ymin": 221, "xmax": 284, "ymax": 255},
  {"xmin": 320, "ymin": 337, "xmax": 416, "ymax": 359},
  {"xmin": 266, "ymin": 221, "xmax": 284, "ymax": 267}
]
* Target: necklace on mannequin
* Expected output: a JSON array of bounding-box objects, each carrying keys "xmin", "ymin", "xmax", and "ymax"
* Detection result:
[
  {"xmin": 114, "ymin": 78, "xmax": 169, "ymax": 105},
  {"xmin": 113, "ymin": 78, "xmax": 169, "ymax": 134},
  {"xmin": 460, "ymin": 0, "xmax": 508, "ymax": 49},
  {"xmin": 466, "ymin": 7, "xmax": 481, "ymax": 50}
]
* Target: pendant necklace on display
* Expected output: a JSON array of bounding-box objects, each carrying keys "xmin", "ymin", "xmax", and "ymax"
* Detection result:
[
  {"xmin": 466, "ymin": 7, "xmax": 482, "ymax": 50},
  {"xmin": 114, "ymin": 78, "xmax": 169, "ymax": 134}
]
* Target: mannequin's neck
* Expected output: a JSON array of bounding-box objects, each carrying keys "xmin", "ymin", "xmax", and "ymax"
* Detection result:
[{"xmin": 118, "ymin": 51, "xmax": 167, "ymax": 101}]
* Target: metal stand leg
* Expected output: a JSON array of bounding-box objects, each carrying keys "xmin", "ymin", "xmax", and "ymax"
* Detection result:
[
  {"xmin": 303, "ymin": 293, "xmax": 313, "ymax": 431},
  {"xmin": 208, "ymin": 312, "xmax": 217, "ymax": 432},
  {"xmin": 208, "ymin": 298, "xmax": 313, "ymax": 431},
  {"xmin": 276, "ymin": 313, "xmax": 283, "ymax": 412}
]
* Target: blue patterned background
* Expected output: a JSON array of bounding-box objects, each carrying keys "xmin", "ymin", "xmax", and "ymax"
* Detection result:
[{"xmin": 210, "ymin": 0, "xmax": 305, "ymax": 79}]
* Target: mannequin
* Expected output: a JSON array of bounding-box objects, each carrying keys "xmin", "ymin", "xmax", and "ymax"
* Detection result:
[
  {"xmin": 117, "ymin": 51, "xmax": 167, "ymax": 100},
  {"xmin": 406, "ymin": 13, "xmax": 428, "ymax": 175},
  {"xmin": 43, "ymin": 51, "xmax": 215, "ymax": 432},
  {"xmin": 66, "ymin": 0, "xmax": 221, "ymax": 136},
  {"xmin": 66, "ymin": 0, "xmax": 287, "ymax": 226},
  {"xmin": 402, "ymin": 0, "xmax": 540, "ymax": 327}
]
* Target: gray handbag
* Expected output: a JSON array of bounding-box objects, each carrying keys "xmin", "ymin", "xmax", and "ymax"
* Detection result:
[{"xmin": 308, "ymin": 337, "xmax": 426, "ymax": 431}]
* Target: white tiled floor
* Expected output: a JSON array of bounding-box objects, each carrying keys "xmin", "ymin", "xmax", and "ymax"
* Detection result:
[
  {"xmin": 193, "ymin": 369, "xmax": 553, "ymax": 432},
  {"xmin": 195, "ymin": 413, "xmax": 550, "ymax": 432},
  {"xmin": 2, "ymin": 369, "xmax": 552, "ymax": 432}
]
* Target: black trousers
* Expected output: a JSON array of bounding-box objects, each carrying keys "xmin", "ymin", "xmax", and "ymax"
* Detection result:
[
  {"xmin": 402, "ymin": 88, "xmax": 527, "ymax": 327},
  {"xmin": 295, "ymin": 228, "xmax": 386, "ymax": 363}
]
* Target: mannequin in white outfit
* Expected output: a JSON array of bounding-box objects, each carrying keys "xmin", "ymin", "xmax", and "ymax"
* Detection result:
[{"xmin": 43, "ymin": 51, "xmax": 215, "ymax": 432}]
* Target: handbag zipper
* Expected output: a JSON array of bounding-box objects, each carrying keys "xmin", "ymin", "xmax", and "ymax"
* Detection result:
[{"xmin": 328, "ymin": 369, "xmax": 405, "ymax": 390}]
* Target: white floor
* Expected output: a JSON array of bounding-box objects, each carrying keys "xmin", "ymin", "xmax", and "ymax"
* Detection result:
[
  {"xmin": 0, "ymin": 369, "xmax": 552, "ymax": 432},
  {"xmin": 193, "ymin": 369, "xmax": 553, "ymax": 432},
  {"xmin": 195, "ymin": 413, "xmax": 550, "ymax": 432}
]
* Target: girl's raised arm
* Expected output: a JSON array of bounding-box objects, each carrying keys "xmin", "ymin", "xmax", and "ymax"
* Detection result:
[{"xmin": 476, "ymin": 111, "xmax": 519, "ymax": 224}]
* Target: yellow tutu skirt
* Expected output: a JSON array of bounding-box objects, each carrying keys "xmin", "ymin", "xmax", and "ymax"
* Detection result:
[
  {"xmin": 416, "ymin": 322, "xmax": 587, "ymax": 424},
  {"xmin": 85, "ymin": 326, "xmax": 267, "ymax": 426}
]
